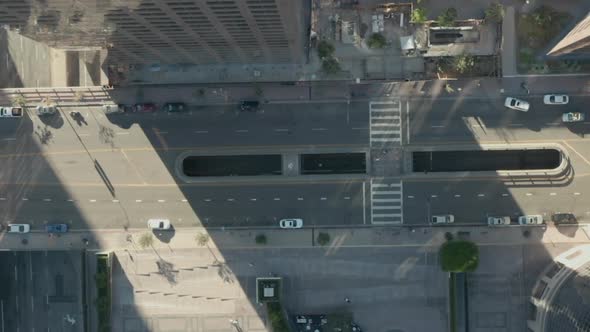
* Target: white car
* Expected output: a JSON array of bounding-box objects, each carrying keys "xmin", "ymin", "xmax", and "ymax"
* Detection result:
[
  {"xmin": 7, "ymin": 224, "xmax": 30, "ymax": 233},
  {"xmin": 102, "ymin": 104, "xmax": 124, "ymax": 114},
  {"xmin": 36, "ymin": 105, "xmax": 57, "ymax": 116},
  {"xmin": 518, "ymin": 215, "xmax": 543, "ymax": 225},
  {"xmin": 544, "ymin": 94, "xmax": 569, "ymax": 105},
  {"xmin": 504, "ymin": 97, "xmax": 530, "ymax": 112},
  {"xmin": 487, "ymin": 216, "xmax": 511, "ymax": 226},
  {"xmin": 147, "ymin": 219, "xmax": 171, "ymax": 230},
  {"xmin": 562, "ymin": 112, "xmax": 585, "ymax": 123},
  {"xmin": 432, "ymin": 215, "xmax": 454, "ymax": 224},
  {"xmin": 0, "ymin": 106, "xmax": 23, "ymax": 117},
  {"xmin": 279, "ymin": 218, "xmax": 303, "ymax": 229}
]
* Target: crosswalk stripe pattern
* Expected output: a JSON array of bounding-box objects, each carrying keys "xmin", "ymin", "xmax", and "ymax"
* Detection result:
[
  {"xmin": 371, "ymin": 179, "xmax": 403, "ymax": 224},
  {"xmin": 369, "ymin": 101, "xmax": 402, "ymax": 147}
]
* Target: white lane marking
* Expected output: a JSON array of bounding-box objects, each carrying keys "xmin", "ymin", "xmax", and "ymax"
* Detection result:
[
  {"xmin": 274, "ymin": 128, "xmax": 289, "ymax": 132},
  {"xmin": 89, "ymin": 199, "xmax": 97, "ymax": 203},
  {"xmin": 344, "ymin": 196, "xmax": 351, "ymax": 200},
  {"xmin": 43, "ymin": 198, "xmax": 51, "ymax": 202},
  {"xmin": 311, "ymin": 128, "xmax": 327, "ymax": 131},
  {"xmin": 0, "ymin": 138, "xmax": 16, "ymax": 141},
  {"xmin": 235, "ymin": 129, "xmax": 249, "ymax": 133},
  {"xmin": 227, "ymin": 198, "xmax": 235, "ymax": 201},
  {"xmin": 30, "ymin": 296, "xmax": 33, "ymax": 313},
  {"xmin": 22, "ymin": 198, "xmax": 28, "ymax": 201},
  {"xmin": 550, "ymin": 193, "xmax": 557, "ymax": 196},
  {"xmin": 156, "ymin": 131, "xmax": 169, "ymax": 134},
  {"xmin": 547, "ymin": 122, "xmax": 561, "ymax": 125},
  {"xmin": 526, "ymin": 193, "xmax": 533, "ymax": 196},
  {"xmin": 574, "ymin": 192, "xmax": 581, "ymax": 196},
  {"xmin": 116, "ymin": 132, "xmax": 130, "ymax": 135},
  {"xmin": 431, "ymin": 125, "xmax": 444, "ymax": 128},
  {"xmin": 351, "ymin": 127, "xmax": 368, "ymax": 130},
  {"xmin": 194, "ymin": 130, "xmax": 209, "ymax": 134},
  {"xmin": 297, "ymin": 197, "xmax": 304, "ymax": 201},
  {"xmin": 0, "ymin": 198, "xmax": 6, "ymax": 201},
  {"xmin": 204, "ymin": 199, "xmax": 212, "ymax": 202},
  {"xmin": 157, "ymin": 199, "xmax": 165, "ymax": 203},
  {"xmin": 431, "ymin": 195, "xmax": 438, "ymax": 198},
  {"xmin": 250, "ymin": 198, "xmax": 257, "ymax": 201},
  {"xmin": 477, "ymin": 194, "xmax": 485, "ymax": 197},
  {"xmin": 454, "ymin": 194, "xmax": 461, "ymax": 198},
  {"xmin": 67, "ymin": 199, "xmax": 75, "ymax": 202},
  {"xmin": 320, "ymin": 197, "xmax": 327, "ymax": 200},
  {"xmin": 502, "ymin": 193, "xmax": 509, "ymax": 197},
  {"xmin": 508, "ymin": 123, "xmax": 524, "ymax": 127},
  {"xmin": 112, "ymin": 199, "xmax": 119, "ymax": 203},
  {"xmin": 135, "ymin": 199, "xmax": 142, "ymax": 203},
  {"xmin": 406, "ymin": 100, "xmax": 410, "ymax": 144},
  {"xmin": 14, "ymin": 266, "xmax": 17, "ymax": 281},
  {"xmin": 273, "ymin": 197, "xmax": 280, "ymax": 201},
  {"xmin": 407, "ymin": 195, "xmax": 414, "ymax": 199},
  {"xmin": 181, "ymin": 199, "xmax": 188, "ymax": 202}
]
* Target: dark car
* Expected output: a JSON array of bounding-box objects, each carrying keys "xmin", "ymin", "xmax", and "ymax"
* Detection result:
[
  {"xmin": 240, "ymin": 100, "xmax": 260, "ymax": 112},
  {"xmin": 552, "ymin": 213, "xmax": 577, "ymax": 224},
  {"xmin": 46, "ymin": 224, "xmax": 68, "ymax": 233},
  {"xmin": 163, "ymin": 102, "xmax": 187, "ymax": 112},
  {"xmin": 134, "ymin": 103, "xmax": 157, "ymax": 112}
]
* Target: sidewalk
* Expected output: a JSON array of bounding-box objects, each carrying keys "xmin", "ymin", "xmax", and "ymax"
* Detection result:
[{"xmin": 0, "ymin": 224, "xmax": 588, "ymax": 252}]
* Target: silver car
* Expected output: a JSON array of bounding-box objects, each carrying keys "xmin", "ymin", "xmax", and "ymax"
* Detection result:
[
  {"xmin": 8, "ymin": 224, "xmax": 30, "ymax": 233},
  {"xmin": 518, "ymin": 215, "xmax": 543, "ymax": 225},
  {"xmin": 562, "ymin": 112, "xmax": 585, "ymax": 123},
  {"xmin": 36, "ymin": 105, "xmax": 57, "ymax": 116},
  {"xmin": 147, "ymin": 218, "xmax": 171, "ymax": 230},
  {"xmin": 487, "ymin": 216, "xmax": 511, "ymax": 226},
  {"xmin": 432, "ymin": 215, "xmax": 454, "ymax": 224},
  {"xmin": 279, "ymin": 218, "xmax": 303, "ymax": 229},
  {"xmin": 504, "ymin": 97, "xmax": 530, "ymax": 112},
  {"xmin": 544, "ymin": 94, "xmax": 569, "ymax": 105}
]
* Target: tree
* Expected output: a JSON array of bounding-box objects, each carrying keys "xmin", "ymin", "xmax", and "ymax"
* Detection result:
[
  {"xmin": 367, "ymin": 33, "xmax": 386, "ymax": 49},
  {"xmin": 138, "ymin": 232, "xmax": 154, "ymax": 249},
  {"xmin": 255, "ymin": 234, "xmax": 267, "ymax": 245},
  {"xmin": 437, "ymin": 7, "xmax": 457, "ymax": 27},
  {"xmin": 440, "ymin": 240, "xmax": 479, "ymax": 272},
  {"xmin": 317, "ymin": 40, "xmax": 335, "ymax": 59},
  {"xmin": 411, "ymin": 8, "xmax": 428, "ymax": 24},
  {"xmin": 485, "ymin": 2, "xmax": 505, "ymax": 23},
  {"xmin": 195, "ymin": 232, "xmax": 210, "ymax": 246},
  {"xmin": 321, "ymin": 57, "xmax": 341, "ymax": 75},
  {"xmin": 11, "ymin": 94, "xmax": 26, "ymax": 107},
  {"xmin": 317, "ymin": 232, "xmax": 331, "ymax": 246},
  {"xmin": 454, "ymin": 54, "xmax": 476, "ymax": 74}
]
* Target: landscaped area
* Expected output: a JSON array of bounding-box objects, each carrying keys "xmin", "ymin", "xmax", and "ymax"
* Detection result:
[
  {"xmin": 95, "ymin": 254, "xmax": 111, "ymax": 332},
  {"xmin": 517, "ymin": 5, "xmax": 590, "ymax": 73}
]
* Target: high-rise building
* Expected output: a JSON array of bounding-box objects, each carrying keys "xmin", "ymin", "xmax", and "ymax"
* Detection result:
[
  {"xmin": 0, "ymin": 0, "xmax": 308, "ymax": 65},
  {"xmin": 547, "ymin": 12, "xmax": 590, "ymax": 56}
]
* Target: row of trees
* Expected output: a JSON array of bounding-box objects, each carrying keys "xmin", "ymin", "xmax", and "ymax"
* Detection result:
[{"xmin": 411, "ymin": 2, "xmax": 505, "ymax": 25}]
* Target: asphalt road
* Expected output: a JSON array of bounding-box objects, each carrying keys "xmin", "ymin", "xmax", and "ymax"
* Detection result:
[{"xmin": 0, "ymin": 251, "xmax": 84, "ymax": 332}]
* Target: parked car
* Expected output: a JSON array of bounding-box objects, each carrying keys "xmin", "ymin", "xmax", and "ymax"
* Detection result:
[
  {"xmin": 8, "ymin": 224, "xmax": 30, "ymax": 233},
  {"xmin": 163, "ymin": 102, "xmax": 187, "ymax": 112},
  {"xmin": 134, "ymin": 103, "xmax": 157, "ymax": 112},
  {"xmin": 102, "ymin": 104, "xmax": 125, "ymax": 114},
  {"xmin": 487, "ymin": 216, "xmax": 511, "ymax": 226},
  {"xmin": 562, "ymin": 112, "xmax": 585, "ymax": 123},
  {"xmin": 0, "ymin": 106, "xmax": 23, "ymax": 117},
  {"xmin": 544, "ymin": 94, "xmax": 569, "ymax": 105},
  {"xmin": 551, "ymin": 212, "xmax": 577, "ymax": 225},
  {"xmin": 36, "ymin": 105, "xmax": 58, "ymax": 116},
  {"xmin": 518, "ymin": 215, "xmax": 544, "ymax": 225},
  {"xmin": 46, "ymin": 223, "xmax": 68, "ymax": 233},
  {"xmin": 504, "ymin": 97, "xmax": 530, "ymax": 112},
  {"xmin": 432, "ymin": 215, "xmax": 454, "ymax": 224},
  {"xmin": 279, "ymin": 218, "xmax": 303, "ymax": 229},
  {"xmin": 147, "ymin": 218, "xmax": 171, "ymax": 230},
  {"xmin": 240, "ymin": 100, "xmax": 260, "ymax": 112}
]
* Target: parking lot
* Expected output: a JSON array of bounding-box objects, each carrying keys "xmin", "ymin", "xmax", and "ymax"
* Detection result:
[{"xmin": 0, "ymin": 251, "xmax": 84, "ymax": 332}]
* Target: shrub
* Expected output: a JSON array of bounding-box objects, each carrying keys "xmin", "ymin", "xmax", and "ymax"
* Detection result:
[
  {"xmin": 195, "ymin": 232, "xmax": 210, "ymax": 246},
  {"xmin": 485, "ymin": 2, "xmax": 505, "ymax": 23},
  {"xmin": 317, "ymin": 232, "xmax": 331, "ymax": 246},
  {"xmin": 440, "ymin": 240, "xmax": 479, "ymax": 272},
  {"xmin": 411, "ymin": 8, "xmax": 428, "ymax": 23},
  {"xmin": 138, "ymin": 232, "xmax": 153, "ymax": 249},
  {"xmin": 11, "ymin": 94, "xmax": 26, "ymax": 107},
  {"xmin": 267, "ymin": 302, "xmax": 289, "ymax": 332},
  {"xmin": 454, "ymin": 54, "xmax": 476, "ymax": 74},
  {"xmin": 255, "ymin": 234, "xmax": 267, "ymax": 245},
  {"xmin": 367, "ymin": 33, "xmax": 386, "ymax": 48},
  {"xmin": 95, "ymin": 255, "xmax": 111, "ymax": 332},
  {"xmin": 437, "ymin": 7, "xmax": 457, "ymax": 27},
  {"xmin": 317, "ymin": 40, "xmax": 335, "ymax": 59},
  {"xmin": 321, "ymin": 57, "xmax": 341, "ymax": 75}
]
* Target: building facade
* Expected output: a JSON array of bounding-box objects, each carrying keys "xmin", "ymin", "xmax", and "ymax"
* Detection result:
[
  {"xmin": 548, "ymin": 12, "xmax": 590, "ymax": 56},
  {"xmin": 0, "ymin": 0, "xmax": 308, "ymax": 65}
]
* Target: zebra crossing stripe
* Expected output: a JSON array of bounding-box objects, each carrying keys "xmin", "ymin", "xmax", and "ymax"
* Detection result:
[
  {"xmin": 370, "ymin": 179, "xmax": 403, "ymax": 224},
  {"xmin": 370, "ymin": 100, "xmax": 402, "ymax": 146}
]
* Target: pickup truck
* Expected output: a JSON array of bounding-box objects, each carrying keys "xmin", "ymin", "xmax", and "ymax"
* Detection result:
[{"xmin": 0, "ymin": 107, "xmax": 23, "ymax": 117}]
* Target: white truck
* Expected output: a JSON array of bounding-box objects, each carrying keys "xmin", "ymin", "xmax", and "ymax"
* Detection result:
[{"xmin": 0, "ymin": 107, "xmax": 23, "ymax": 118}]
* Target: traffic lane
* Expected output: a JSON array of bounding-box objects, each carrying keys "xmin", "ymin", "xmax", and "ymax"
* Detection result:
[
  {"xmin": 403, "ymin": 179, "xmax": 590, "ymax": 225},
  {"xmin": 0, "ymin": 252, "xmax": 17, "ymax": 332},
  {"xmin": 182, "ymin": 181, "xmax": 366, "ymax": 227}
]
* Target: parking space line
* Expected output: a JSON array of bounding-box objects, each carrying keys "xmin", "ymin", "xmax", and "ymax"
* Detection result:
[
  {"xmin": 194, "ymin": 130, "xmax": 209, "ymax": 134},
  {"xmin": 312, "ymin": 128, "xmax": 327, "ymax": 131},
  {"xmin": 235, "ymin": 129, "xmax": 249, "ymax": 133},
  {"xmin": 274, "ymin": 129, "xmax": 289, "ymax": 132}
]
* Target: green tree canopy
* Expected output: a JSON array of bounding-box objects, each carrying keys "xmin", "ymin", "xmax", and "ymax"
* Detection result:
[
  {"xmin": 485, "ymin": 2, "xmax": 505, "ymax": 23},
  {"xmin": 317, "ymin": 40, "xmax": 335, "ymax": 59},
  {"xmin": 321, "ymin": 57, "xmax": 341, "ymax": 75},
  {"xmin": 411, "ymin": 8, "xmax": 428, "ymax": 23},
  {"xmin": 367, "ymin": 33, "xmax": 386, "ymax": 48},
  {"xmin": 454, "ymin": 54, "xmax": 476, "ymax": 74},
  {"xmin": 437, "ymin": 7, "xmax": 457, "ymax": 27},
  {"xmin": 440, "ymin": 240, "xmax": 479, "ymax": 272}
]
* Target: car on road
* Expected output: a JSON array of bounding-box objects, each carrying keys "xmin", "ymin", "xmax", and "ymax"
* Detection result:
[
  {"xmin": 487, "ymin": 216, "xmax": 511, "ymax": 226},
  {"xmin": 518, "ymin": 215, "xmax": 544, "ymax": 225},
  {"xmin": 504, "ymin": 97, "xmax": 530, "ymax": 112},
  {"xmin": 134, "ymin": 103, "xmax": 157, "ymax": 112},
  {"xmin": 147, "ymin": 218, "xmax": 171, "ymax": 230},
  {"xmin": 562, "ymin": 112, "xmax": 585, "ymax": 123},
  {"xmin": 544, "ymin": 94, "xmax": 569, "ymax": 105},
  {"xmin": 0, "ymin": 106, "xmax": 23, "ymax": 117},
  {"xmin": 162, "ymin": 102, "xmax": 187, "ymax": 112},
  {"xmin": 7, "ymin": 224, "xmax": 30, "ymax": 233},
  {"xmin": 36, "ymin": 105, "xmax": 57, "ymax": 116},
  {"xmin": 240, "ymin": 100, "xmax": 260, "ymax": 112},
  {"xmin": 102, "ymin": 104, "xmax": 125, "ymax": 114},
  {"xmin": 45, "ymin": 224, "xmax": 68, "ymax": 233},
  {"xmin": 279, "ymin": 218, "xmax": 303, "ymax": 229},
  {"xmin": 432, "ymin": 214, "xmax": 454, "ymax": 224}
]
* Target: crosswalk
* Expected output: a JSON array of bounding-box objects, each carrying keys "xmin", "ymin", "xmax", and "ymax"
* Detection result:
[
  {"xmin": 370, "ymin": 178, "xmax": 403, "ymax": 224},
  {"xmin": 369, "ymin": 101, "xmax": 402, "ymax": 147}
]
